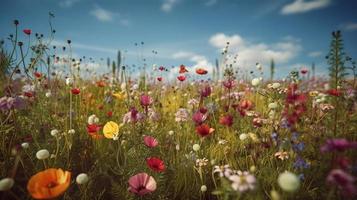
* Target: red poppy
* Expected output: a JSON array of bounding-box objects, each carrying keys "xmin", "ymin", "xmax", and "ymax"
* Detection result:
[
  {"xmin": 157, "ymin": 77, "xmax": 162, "ymax": 82},
  {"xmin": 219, "ymin": 115, "xmax": 233, "ymax": 127},
  {"xmin": 87, "ymin": 124, "xmax": 100, "ymax": 133},
  {"xmin": 179, "ymin": 65, "xmax": 188, "ymax": 73},
  {"xmin": 300, "ymin": 68, "xmax": 308, "ymax": 75},
  {"xmin": 71, "ymin": 88, "xmax": 80, "ymax": 95},
  {"xmin": 199, "ymin": 107, "xmax": 208, "ymax": 114},
  {"xmin": 327, "ymin": 89, "xmax": 341, "ymax": 97},
  {"xmin": 159, "ymin": 66, "xmax": 165, "ymax": 71},
  {"xmin": 177, "ymin": 75, "xmax": 186, "ymax": 82},
  {"xmin": 196, "ymin": 68, "xmax": 208, "ymax": 75},
  {"xmin": 87, "ymin": 124, "xmax": 103, "ymax": 139},
  {"xmin": 23, "ymin": 29, "xmax": 32, "ymax": 35},
  {"xmin": 34, "ymin": 72, "xmax": 42, "ymax": 78},
  {"xmin": 24, "ymin": 92, "xmax": 34, "ymax": 98},
  {"xmin": 107, "ymin": 111, "xmax": 113, "ymax": 117},
  {"xmin": 96, "ymin": 80, "xmax": 106, "ymax": 87},
  {"xmin": 196, "ymin": 124, "xmax": 214, "ymax": 137},
  {"xmin": 146, "ymin": 157, "xmax": 165, "ymax": 172}
]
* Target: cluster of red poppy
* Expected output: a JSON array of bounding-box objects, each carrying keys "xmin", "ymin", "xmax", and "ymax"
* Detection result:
[{"xmin": 283, "ymin": 84, "xmax": 307, "ymax": 126}]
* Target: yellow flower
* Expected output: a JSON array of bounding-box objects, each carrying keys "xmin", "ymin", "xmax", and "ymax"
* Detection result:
[
  {"xmin": 309, "ymin": 91, "xmax": 319, "ymax": 97},
  {"xmin": 112, "ymin": 91, "xmax": 126, "ymax": 100},
  {"xmin": 103, "ymin": 121, "xmax": 122, "ymax": 139}
]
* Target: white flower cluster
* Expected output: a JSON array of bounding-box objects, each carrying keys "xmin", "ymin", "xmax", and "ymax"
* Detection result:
[
  {"xmin": 88, "ymin": 114, "xmax": 99, "ymax": 125},
  {"xmin": 213, "ymin": 165, "xmax": 256, "ymax": 192},
  {"xmin": 175, "ymin": 108, "xmax": 189, "ymax": 122},
  {"xmin": 195, "ymin": 158, "xmax": 209, "ymax": 167}
]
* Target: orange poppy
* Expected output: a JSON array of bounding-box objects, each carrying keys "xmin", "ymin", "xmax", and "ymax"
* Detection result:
[
  {"xmin": 195, "ymin": 68, "xmax": 208, "ymax": 75},
  {"xmin": 179, "ymin": 65, "xmax": 188, "ymax": 73},
  {"xmin": 96, "ymin": 80, "xmax": 106, "ymax": 87},
  {"xmin": 27, "ymin": 168, "xmax": 71, "ymax": 199}
]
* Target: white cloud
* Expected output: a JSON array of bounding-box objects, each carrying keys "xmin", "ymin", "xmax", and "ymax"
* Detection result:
[
  {"xmin": 281, "ymin": 0, "xmax": 331, "ymax": 15},
  {"xmin": 205, "ymin": 0, "xmax": 218, "ymax": 6},
  {"xmin": 343, "ymin": 23, "xmax": 357, "ymax": 31},
  {"xmin": 209, "ymin": 33, "xmax": 244, "ymax": 49},
  {"xmin": 89, "ymin": 6, "xmax": 130, "ymax": 26},
  {"xmin": 161, "ymin": 0, "xmax": 179, "ymax": 12},
  {"xmin": 52, "ymin": 40, "xmax": 117, "ymax": 54},
  {"xmin": 209, "ymin": 33, "xmax": 301, "ymax": 68},
  {"xmin": 171, "ymin": 51, "xmax": 214, "ymax": 80},
  {"xmin": 59, "ymin": 0, "xmax": 80, "ymax": 8},
  {"xmin": 90, "ymin": 6, "xmax": 114, "ymax": 22},
  {"xmin": 308, "ymin": 51, "xmax": 323, "ymax": 57}
]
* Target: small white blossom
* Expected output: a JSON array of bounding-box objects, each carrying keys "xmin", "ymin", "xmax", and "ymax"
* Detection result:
[
  {"xmin": 45, "ymin": 91, "xmax": 52, "ymax": 97},
  {"xmin": 50, "ymin": 129, "xmax": 59, "ymax": 137},
  {"xmin": 251, "ymin": 78, "xmax": 261, "ymax": 86},
  {"xmin": 36, "ymin": 149, "xmax": 50, "ymax": 160},
  {"xmin": 200, "ymin": 185, "xmax": 207, "ymax": 192},
  {"xmin": 0, "ymin": 178, "xmax": 14, "ymax": 191},
  {"xmin": 193, "ymin": 144, "xmax": 200, "ymax": 151},
  {"xmin": 278, "ymin": 171, "xmax": 300, "ymax": 192},
  {"xmin": 76, "ymin": 173, "xmax": 89, "ymax": 184},
  {"xmin": 229, "ymin": 171, "xmax": 256, "ymax": 192}
]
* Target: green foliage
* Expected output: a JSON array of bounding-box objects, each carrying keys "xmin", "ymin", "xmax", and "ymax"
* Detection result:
[
  {"xmin": 270, "ymin": 59, "xmax": 275, "ymax": 81},
  {"xmin": 326, "ymin": 30, "xmax": 349, "ymax": 89}
]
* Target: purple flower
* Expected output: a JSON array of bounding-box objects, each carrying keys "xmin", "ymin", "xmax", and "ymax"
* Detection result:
[
  {"xmin": 327, "ymin": 169, "xmax": 357, "ymax": 197},
  {"xmin": 293, "ymin": 157, "xmax": 310, "ymax": 169},
  {"xmin": 293, "ymin": 142, "xmax": 305, "ymax": 152},
  {"xmin": 0, "ymin": 96, "xmax": 26, "ymax": 111},
  {"xmin": 271, "ymin": 132, "xmax": 278, "ymax": 141},
  {"xmin": 320, "ymin": 138, "xmax": 357, "ymax": 153}
]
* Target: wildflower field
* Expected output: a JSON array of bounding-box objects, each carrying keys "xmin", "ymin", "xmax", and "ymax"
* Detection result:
[{"xmin": 1, "ymin": 9, "xmax": 357, "ymax": 200}]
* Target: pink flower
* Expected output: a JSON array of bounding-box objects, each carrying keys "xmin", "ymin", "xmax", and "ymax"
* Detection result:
[
  {"xmin": 192, "ymin": 111, "xmax": 207, "ymax": 125},
  {"xmin": 223, "ymin": 79, "xmax": 235, "ymax": 89},
  {"xmin": 140, "ymin": 95, "xmax": 153, "ymax": 107},
  {"xmin": 144, "ymin": 136, "xmax": 158, "ymax": 148},
  {"xmin": 200, "ymin": 85, "xmax": 211, "ymax": 97},
  {"xmin": 327, "ymin": 169, "xmax": 357, "ymax": 197},
  {"xmin": 128, "ymin": 173, "xmax": 157, "ymax": 196},
  {"xmin": 320, "ymin": 138, "xmax": 357, "ymax": 153}
]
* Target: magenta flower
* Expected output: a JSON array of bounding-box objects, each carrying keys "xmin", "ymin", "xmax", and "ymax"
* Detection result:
[
  {"xmin": 326, "ymin": 169, "xmax": 357, "ymax": 197},
  {"xmin": 192, "ymin": 111, "xmax": 207, "ymax": 125},
  {"xmin": 223, "ymin": 79, "xmax": 235, "ymax": 89},
  {"xmin": 200, "ymin": 85, "xmax": 211, "ymax": 98},
  {"xmin": 320, "ymin": 138, "xmax": 357, "ymax": 153},
  {"xmin": 128, "ymin": 173, "xmax": 157, "ymax": 196},
  {"xmin": 140, "ymin": 95, "xmax": 153, "ymax": 107},
  {"xmin": 144, "ymin": 136, "xmax": 158, "ymax": 148}
]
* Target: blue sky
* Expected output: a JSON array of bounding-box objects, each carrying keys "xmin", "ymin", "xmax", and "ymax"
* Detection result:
[{"xmin": 1, "ymin": 0, "xmax": 357, "ymax": 79}]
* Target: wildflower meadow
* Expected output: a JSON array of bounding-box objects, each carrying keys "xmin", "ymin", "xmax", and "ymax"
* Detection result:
[{"xmin": 1, "ymin": 2, "xmax": 357, "ymax": 200}]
